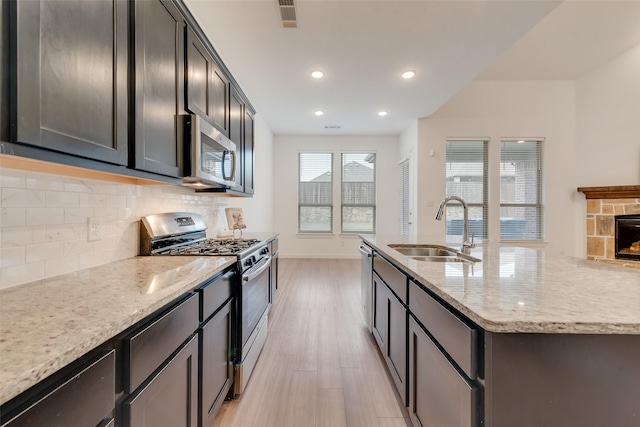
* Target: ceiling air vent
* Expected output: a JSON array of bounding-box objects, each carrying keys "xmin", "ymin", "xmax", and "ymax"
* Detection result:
[
  {"xmin": 324, "ymin": 125, "xmax": 342, "ymax": 129},
  {"xmin": 278, "ymin": 0, "xmax": 297, "ymax": 28}
]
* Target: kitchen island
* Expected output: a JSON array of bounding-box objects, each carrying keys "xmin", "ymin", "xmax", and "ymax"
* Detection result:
[{"xmin": 361, "ymin": 234, "xmax": 640, "ymax": 427}]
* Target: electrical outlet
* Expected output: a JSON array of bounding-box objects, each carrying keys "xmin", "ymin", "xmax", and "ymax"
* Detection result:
[{"xmin": 87, "ymin": 217, "xmax": 103, "ymax": 241}]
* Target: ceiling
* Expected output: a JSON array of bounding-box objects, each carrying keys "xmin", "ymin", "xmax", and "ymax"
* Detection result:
[{"xmin": 183, "ymin": 0, "xmax": 640, "ymax": 136}]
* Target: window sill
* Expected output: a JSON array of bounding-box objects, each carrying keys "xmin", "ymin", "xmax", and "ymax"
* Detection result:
[{"xmin": 296, "ymin": 233, "xmax": 335, "ymax": 238}]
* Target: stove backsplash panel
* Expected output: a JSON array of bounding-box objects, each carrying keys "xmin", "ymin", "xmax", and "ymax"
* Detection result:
[{"xmin": 0, "ymin": 167, "xmax": 230, "ymax": 289}]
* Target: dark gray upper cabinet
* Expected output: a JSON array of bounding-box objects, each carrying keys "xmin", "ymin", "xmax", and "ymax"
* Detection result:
[
  {"xmin": 212, "ymin": 63, "xmax": 230, "ymax": 137},
  {"xmin": 131, "ymin": 0, "xmax": 185, "ymax": 178},
  {"xmin": 243, "ymin": 109, "xmax": 255, "ymax": 195},
  {"xmin": 185, "ymin": 26, "xmax": 213, "ymax": 123},
  {"xmin": 9, "ymin": 0, "xmax": 128, "ymax": 165},
  {"xmin": 228, "ymin": 86, "xmax": 245, "ymax": 193}
]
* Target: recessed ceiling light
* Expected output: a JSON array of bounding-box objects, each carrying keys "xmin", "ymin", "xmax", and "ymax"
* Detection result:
[
  {"xmin": 401, "ymin": 70, "xmax": 416, "ymax": 79},
  {"xmin": 311, "ymin": 70, "xmax": 324, "ymax": 79},
  {"xmin": 378, "ymin": 111, "xmax": 388, "ymax": 117},
  {"xmin": 314, "ymin": 110, "xmax": 324, "ymax": 116}
]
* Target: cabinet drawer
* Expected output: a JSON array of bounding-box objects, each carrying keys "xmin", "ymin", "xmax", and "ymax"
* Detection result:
[
  {"xmin": 4, "ymin": 350, "xmax": 115, "ymax": 427},
  {"xmin": 125, "ymin": 294, "xmax": 199, "ymax": 392},
  {"xmin": 198, "ymin": 270, "xmax": 233, "ymax": 322},
  {"xmin": 409, "ymin": 280, "xmax": 478, "ymax": 379},
  {"xmin": 373, "ymin": 253, "xmax": 407, "ymax": 304}
]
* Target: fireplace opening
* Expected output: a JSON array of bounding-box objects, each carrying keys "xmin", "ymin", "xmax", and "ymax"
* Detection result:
[{"xmin": 615, "ymin": 214, "xmax": 640, "ymax": 261}]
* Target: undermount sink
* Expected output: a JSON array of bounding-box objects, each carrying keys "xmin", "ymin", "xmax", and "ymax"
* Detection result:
[{"xmin": 388, "ymin": 244, "xmax": 480, "ymax": 264}]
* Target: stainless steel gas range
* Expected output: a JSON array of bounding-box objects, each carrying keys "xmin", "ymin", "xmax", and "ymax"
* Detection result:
[{"xmin": 140, "ymin": 212, "xmax": 271, "ymax": 396}]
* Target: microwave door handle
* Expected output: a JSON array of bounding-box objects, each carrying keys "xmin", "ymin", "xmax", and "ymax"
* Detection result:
[{"xmin": 226, "ymin": 151, "xmax": 237, "ymax": 182}]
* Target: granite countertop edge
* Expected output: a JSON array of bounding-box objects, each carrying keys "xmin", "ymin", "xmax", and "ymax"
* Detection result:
[{"xmin": 360, "ymin": 235, "xmax": 640, "ymax": 335}]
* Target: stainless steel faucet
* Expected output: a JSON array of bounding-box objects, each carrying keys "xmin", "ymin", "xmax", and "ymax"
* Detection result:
[{"xmin": 435, "ymin": 196, "xmax": 476, "ymax": 255}]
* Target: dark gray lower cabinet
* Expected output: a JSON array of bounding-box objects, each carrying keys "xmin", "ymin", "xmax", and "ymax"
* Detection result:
[
  {"xmin": 387, "ymin": 291, "xmax": 407, "ymax": 402},
  {"xmin": 125, "ymin": 335, "xmax": 198, "ymax": 427},
  {"xmin": 200, "ymin": 299, "xmax": 233, "ymax": 427},
  {"xmin": 372, "ymin": 272, "xmax": 387, "ymax": 351},
  {"xmin": 2, "ymin": 350, "xmax": 115, "ymax": 427},
  {"xmin": 409, "ymin": 317, "xmax": 477, "ymax": 427}
]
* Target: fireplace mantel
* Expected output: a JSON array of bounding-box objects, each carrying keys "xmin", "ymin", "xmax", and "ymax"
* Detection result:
[{"xmin": 577, "ymin": 185, "xmax": 640, "ymax": 199}]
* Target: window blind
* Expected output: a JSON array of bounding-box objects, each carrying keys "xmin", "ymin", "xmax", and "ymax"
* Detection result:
[
  {"xmin": 299, "ymin": 152, "xmax": 332, "ymax": 232},
  {"xmin": 500, "ymin": 140, "xmax": 543, "ymax": 240},
  {"xmin": 341, "ymin": 153, "xmax": 376, "ymax": 233},
  {"xmin": 445, "ymin": 140, "xmax": 488, "ymax": 240}
]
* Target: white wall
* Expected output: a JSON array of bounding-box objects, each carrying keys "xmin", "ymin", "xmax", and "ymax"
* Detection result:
[
  {"xmin": 399, "ymin": 120, "xmax": 418, "ymax": 237},
  {"xmin": 416, "ymin": 80, "xmax": 579, "ymax": 256},
  {"xmin": 225, "ymin": 114, "xmax": 274, "ymax": 233},
  {"xmin": 576, "ymin": 43, "xmax": 640, "ymax": 186},
  {"xmin": 273, "ymin": 135, "xmax": 400, "ymax": 258}
]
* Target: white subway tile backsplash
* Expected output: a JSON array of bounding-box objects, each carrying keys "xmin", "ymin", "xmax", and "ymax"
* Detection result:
[
  {"xmin": 45, "ymin": 191, "xmax": 79, "ymax": 208},
  {"xmin": 64, "ymin": 208, "xmax": 94, "ymax": 224},
  {"xmin": 0, "ymin": 169, "xmax": 26, "ymax": 188},
  {"xmin": 1, "ymin": 167, "xmax": 229, "ymax": 289},
  {"xmin": 1, "ymin": 262, "xmax": 45, "ymax": 289},
  {"xmin": 26, "ymin": 207, "xmax": 64, "ymax": 226},
  {"xmin": 2, "ymin": 226, "xmax": 46, "ymax": 247},
  {"xmin": 26, "ymin": 241, "xmax": 64, "ymax": 263},
  {"xmin": 0, "ymin": 247, "xmax": 25, "ymax": 268},
  {"xmin": 2, "ymin": 208, "xmax": 27, "ymax": 227},
  {"xmin": 2, "ymin": 188, "xmax": 45, "ymax": 208},
  {"xmin": 26, "ymin": 174, "xmax": 64, "ymax": 191},
  {"xmin": 45, "ymin": 256, "xmax": 78, "ymax": 278}
]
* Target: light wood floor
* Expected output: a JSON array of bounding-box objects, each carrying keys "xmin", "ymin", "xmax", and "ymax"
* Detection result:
[{"xmin": 212, "ymin": 258, "xmax": 410, "ymax": 427}]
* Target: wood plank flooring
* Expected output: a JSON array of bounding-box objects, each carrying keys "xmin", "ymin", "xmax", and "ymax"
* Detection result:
[{"xmin": 212, "ymin": 258, "xmax": 410, "ymax": 427}]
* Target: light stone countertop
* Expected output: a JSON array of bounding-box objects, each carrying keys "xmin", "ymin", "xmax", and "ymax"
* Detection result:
[
  {"xmin": 0, "ymin": 255, "xmax": 236, "ymax": 405},
  {"xmin": 361, "ymin": 235, "xmax": 640, "ymax": 335}
]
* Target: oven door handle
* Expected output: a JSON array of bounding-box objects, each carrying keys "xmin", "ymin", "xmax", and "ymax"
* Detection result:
[{"xmin": 242, "ymin": 256, "xmax": 271, "ymax": 282}]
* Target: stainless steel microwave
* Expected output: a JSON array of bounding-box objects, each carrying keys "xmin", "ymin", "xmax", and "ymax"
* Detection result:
[{"xmin": 180, "ymin": 114, "xmax": 236, "ymax": 189}]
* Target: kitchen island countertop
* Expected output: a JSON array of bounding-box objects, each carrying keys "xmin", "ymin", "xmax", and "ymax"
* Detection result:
[
  {"xmin": 0, "ymin": 255, "xmax": 236, "ymax": 405},
  {"xmin": 361, "ymin": 234, "xmax": 640, "ymax": 335}
]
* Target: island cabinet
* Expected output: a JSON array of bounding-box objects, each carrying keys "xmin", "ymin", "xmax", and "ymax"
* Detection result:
[
  {"xmin": 8, "ymin": 0, "xmax": 128, "ymax": 165},
  {"xmin": 131, "ymin": 0, "xmax": 185, "ymax": 178},
  {"xmin": 408, "ymin": 280, "xmax": 480, "ymax": 427},
  {"xmin": 372, "ymin": 252, "xmax": 408, "ymax": 404}
]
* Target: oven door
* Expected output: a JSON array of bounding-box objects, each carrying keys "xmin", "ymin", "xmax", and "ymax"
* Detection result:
[
  {"xmin": 241, "ymin": 255, "xmax": 271, "ymax": 348},
  {"xmin": 181, "ymin": 114, "xmax": 237, "ymax": 189}
]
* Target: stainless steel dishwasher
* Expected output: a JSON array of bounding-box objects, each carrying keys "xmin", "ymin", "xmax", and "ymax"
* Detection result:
[{"xmin": 359, "ymin": 243, "xmax": 373, "ymax": 332}]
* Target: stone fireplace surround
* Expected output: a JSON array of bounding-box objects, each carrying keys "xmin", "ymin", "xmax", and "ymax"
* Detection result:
[{"xmin": 578, "ymin": 185, "xmax": 640, "ymax": 268}]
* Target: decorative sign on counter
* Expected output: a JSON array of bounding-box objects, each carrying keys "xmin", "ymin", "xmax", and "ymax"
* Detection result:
[{"xmin": 225, "ymin": 207, "xmax": 246, "ymax": 231}]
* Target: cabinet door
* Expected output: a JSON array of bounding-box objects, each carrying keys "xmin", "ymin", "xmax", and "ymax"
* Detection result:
[
  {"xmin": 243, "ymin": 109, "xmax": 255, "ymax": 195},
  {"xmin": 185, "ymin": 27, "xmax": 212, "ymax": 123},
  {"xmin": 200, "ymin": 299, "xmax": 233, "ymax": 427},
  {"xmin": 388, "ymin": 291, "xmax": 407, "ymax": 404},
  {"xmin": 10, "ymin": 0, "xmax": 128, "ymax": 165},
  {"xmin": 126, "ymin": 335, "xmax": 198, "ymax": 427},
  {"xmin": 270, "ymin": 251, "xmax": 279, "ymax": 304},
  {"xmin": 372, "ymin": 272, "xmax": 387, "ymax": 350},
  {"xmin": 408, "ymin": 318, "xmax": 478, "ymax": 427},
  {"xmin": 132, "ymin": 0, "xmax": 185, "ymax": 177},
  {"xmin": 211, "ymin": 64, "xmax": 230, "ymax": 137},
  {"xmin": 228, "ymin": 87, "xmax": 244, "ymax": 192}
]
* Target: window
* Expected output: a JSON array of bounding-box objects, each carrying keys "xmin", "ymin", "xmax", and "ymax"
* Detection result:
[
  {"xmin": 445, "ymin": 140, "xmax": 488, "ymax": 242},
  {"xmin": 400, "ymin": 159, "xmax": 410, "ymax": 236},
  {"xmin": 342, "ymin": 153, "xmax": 376, "ymax": 233},
  {"xmin": 299, "ymin": 153, "xmax": 332, "ymax": 232},
  {"xmin": 500, "ymin": 140, "xmax": 543, "ymax": 240}
]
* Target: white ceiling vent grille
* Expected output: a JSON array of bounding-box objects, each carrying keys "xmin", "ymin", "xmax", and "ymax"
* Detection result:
[{"xmin": 278, "ymin": 0, "xmax": 297, "ymax": 28}]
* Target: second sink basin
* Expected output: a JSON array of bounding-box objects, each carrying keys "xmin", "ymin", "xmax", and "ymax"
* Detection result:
[
  {"xmin": 388, "ymin": 244, "xmax": 480, "ymax": 264},
  {"xmin": 390, "ymin": 246, "xmax": 457, "ymax": 257}
]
